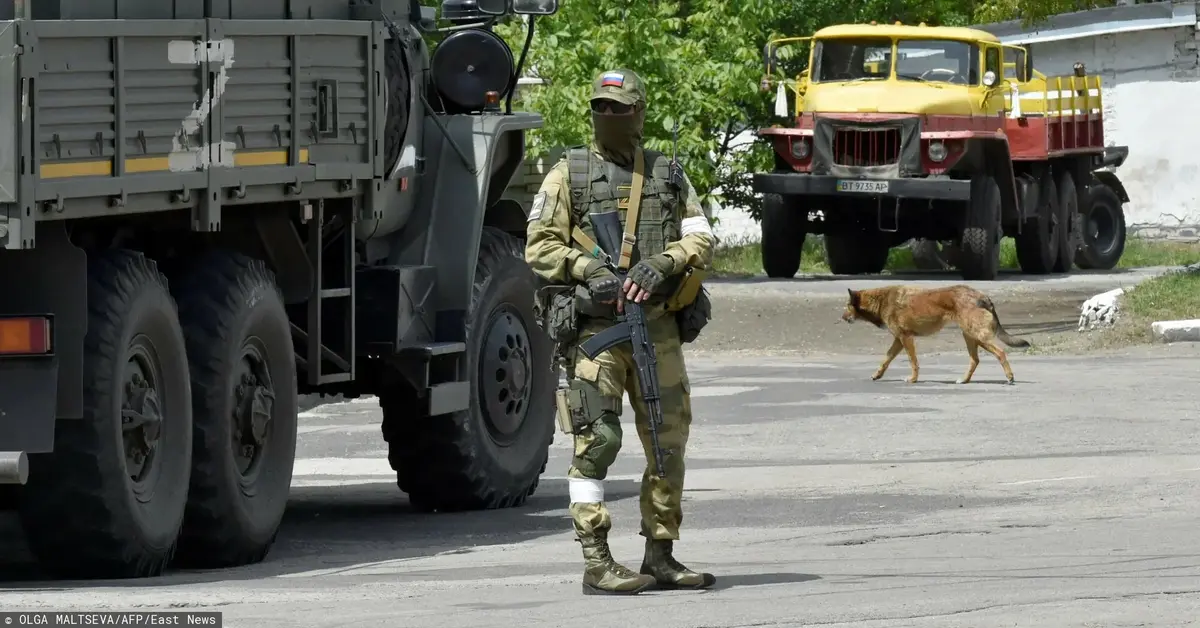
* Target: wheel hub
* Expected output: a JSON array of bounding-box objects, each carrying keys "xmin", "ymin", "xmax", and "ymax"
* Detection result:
[
  {"xmin": 481, "ymin": 309, "xmax": 533, "ymax": 440},
  {"xmin": 122, "ymin": 370, "xmax": 162, "ymax": 481},
  {"xmin": 232, "ymin": 347, "xmax": 275, "ymax": 476}
]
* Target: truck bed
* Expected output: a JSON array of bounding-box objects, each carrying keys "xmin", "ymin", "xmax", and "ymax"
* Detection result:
[
  {"xmin": 1, "ymin": 17, "xmax": 381, "ymax": 227},
  {"xmin": 1004, "ymin": 74, "xmax": 1105, "ymax": 160}
]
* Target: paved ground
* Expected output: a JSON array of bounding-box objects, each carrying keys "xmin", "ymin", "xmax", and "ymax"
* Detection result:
[{"xmin": 2, "ymin": 336, "xmax": 1199, "ymax": 626}]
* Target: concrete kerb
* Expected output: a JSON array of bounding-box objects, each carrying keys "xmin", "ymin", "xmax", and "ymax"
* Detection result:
[
  {"xmin": 1151, "ymin": 319, "xmax": 1200, "ymax": 342},
  {"xmin": 1147, "ymin": 262, "xmax": 1200, "ymax": 342}
]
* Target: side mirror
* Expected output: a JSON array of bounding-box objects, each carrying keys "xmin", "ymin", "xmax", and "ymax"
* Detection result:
[
  {"xmin": 982, "ymin": 70, "xmax": 997, "ymax": 87},
  {"xmin": 476, "ymin": 0, "xmax": 508, "ymax": 14},
  {"xmin": 762, "ymin": 42, "xmax": 777, "ymax": 75},
  {"xmin": 512, "ymin": 0, "xmax": 557, "ymax": 14}
]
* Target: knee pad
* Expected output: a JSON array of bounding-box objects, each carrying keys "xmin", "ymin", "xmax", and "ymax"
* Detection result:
[{"xmin": 567, "ymin": 379, "xmax": 623, "ymax": 477}]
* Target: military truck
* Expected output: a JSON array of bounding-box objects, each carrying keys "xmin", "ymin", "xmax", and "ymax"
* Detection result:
[
  {"xmin": 0, "ymin": 0, "xmax": 559, "ymax": 579},
  {"xmin": 753, "ymin": 23, "xmax": 1131, "ymax": 280}
]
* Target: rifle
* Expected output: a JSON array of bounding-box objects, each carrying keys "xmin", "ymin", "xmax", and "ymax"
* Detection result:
[
  {"xmin": 667, "ymin": 119, "xmax": 683, "ymax": 191},
  {"xmin": 577, "ymin": 210, "xmax": 668, "ymax": 478}
]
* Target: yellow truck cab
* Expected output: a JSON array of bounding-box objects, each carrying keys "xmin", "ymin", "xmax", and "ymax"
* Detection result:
[{"xmin": 752, "ymin": 22, "xmax": 1128, "ymax": 281}]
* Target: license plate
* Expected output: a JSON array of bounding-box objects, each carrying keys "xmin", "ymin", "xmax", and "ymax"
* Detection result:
[{"xmin": 836, "ymin": 179, "xmax": 889, "ymax": 194}]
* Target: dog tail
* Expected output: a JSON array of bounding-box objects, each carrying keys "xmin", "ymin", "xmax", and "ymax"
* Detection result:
[{"xmin": 978, "ymin": 297, "xmax": 1030, "ymax": 347}]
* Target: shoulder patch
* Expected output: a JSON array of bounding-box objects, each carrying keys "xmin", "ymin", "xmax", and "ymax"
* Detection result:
[{"xmin": 528, "ymin": 192, "xmax": 547, "ymax": 222}]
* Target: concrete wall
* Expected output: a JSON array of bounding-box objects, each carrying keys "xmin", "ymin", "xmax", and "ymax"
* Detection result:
[{"xmin": 1024, "ymin": 23, "xmax": 1200, "ymax": 237}]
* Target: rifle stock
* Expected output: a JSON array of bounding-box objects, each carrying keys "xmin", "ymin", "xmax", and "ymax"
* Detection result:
[{"xmin": 581, "ymin": 210, "xmax": 668, "ymax": 478}]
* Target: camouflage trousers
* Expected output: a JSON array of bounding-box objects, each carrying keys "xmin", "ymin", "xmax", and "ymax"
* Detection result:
[{"xmin": 565, "ymin": 314, "xmax": 693, "ymax": 542}]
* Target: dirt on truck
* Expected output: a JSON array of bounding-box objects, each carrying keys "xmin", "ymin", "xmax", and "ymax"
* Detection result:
[
  {"xmin": 753, "ymin": 22, "xmax": 1132, "ymax": 280},
  {"xmin": 0, "ymin": 0, "xmax": 561, "ymax": 579}
]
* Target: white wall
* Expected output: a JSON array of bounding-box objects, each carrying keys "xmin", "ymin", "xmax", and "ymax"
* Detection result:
[{"xmin": 1026, "ymin": 25, "xmax": 1200, "ymax": 237}]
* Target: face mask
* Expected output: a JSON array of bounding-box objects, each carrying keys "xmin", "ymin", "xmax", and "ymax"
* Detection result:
[{"xmin": 592, "ymin": 108, "xmax": 645, "ymax": 165}]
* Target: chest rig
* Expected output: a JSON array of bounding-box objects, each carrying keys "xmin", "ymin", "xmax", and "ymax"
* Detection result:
[{"xmin": 564, "ymin": 146, "xmax": 680, "ymax": 270}]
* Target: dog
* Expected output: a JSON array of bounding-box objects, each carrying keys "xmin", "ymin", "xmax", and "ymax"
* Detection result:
[{"xmin": 841, "ymin": 285, "xmax": 1030, "ymax": 384}]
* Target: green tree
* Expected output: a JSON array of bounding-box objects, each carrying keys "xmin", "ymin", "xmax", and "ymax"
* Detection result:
[
  {"xmin": 481, "ymin": 0, "xmax": 1116, "ymax": 222},
  {"xmin": 973, "ymin": 0, "xmax": 1121, "ymax": 26}
]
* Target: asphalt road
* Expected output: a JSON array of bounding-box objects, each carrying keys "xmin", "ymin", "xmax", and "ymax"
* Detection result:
[{"xmin": 2, "ymin": 337, "xmax": 1199, "ymax": 626}]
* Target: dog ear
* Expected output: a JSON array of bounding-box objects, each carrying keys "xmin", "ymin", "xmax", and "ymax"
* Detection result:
[{"xmin": 847, "ymin": 289, "xmax": 858, "ymax": 306}]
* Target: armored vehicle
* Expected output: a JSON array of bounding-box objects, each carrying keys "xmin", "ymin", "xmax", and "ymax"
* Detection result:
[
  {"xmin": 753, "ymin": 23, "xmax": 1130, "ymax": 280},
  {"xmin": 0, "ymin": 0, "xmax": 559, "ymax": 579}
]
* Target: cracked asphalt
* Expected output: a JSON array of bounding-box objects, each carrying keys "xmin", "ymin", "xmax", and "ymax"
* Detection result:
[{"xmin": 1, "ymin": 270, "xmax": 1198, "ymax": 626}]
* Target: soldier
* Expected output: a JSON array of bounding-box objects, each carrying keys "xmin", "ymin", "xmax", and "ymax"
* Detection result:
[{"xmin": 524, "ymin": 68, "xmax": 717, "ymax": 595}]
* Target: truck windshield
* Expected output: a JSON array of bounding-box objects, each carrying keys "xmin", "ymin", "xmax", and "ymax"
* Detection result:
[
  {"xmin": 812, "ymin": 37, "xmax": 892, "ymax": 82},
  {"xmin": 811, "ymin": 37, "xmax": 979, "ymax": 85},
  {"xmin": 894, "ymin": 39, "xmax": 978, "ymax": 84}
]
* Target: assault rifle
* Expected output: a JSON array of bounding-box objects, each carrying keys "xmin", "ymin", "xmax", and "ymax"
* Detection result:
[
  {"xmin": 578, "ymin": 210, "xmax": 668, "ymax": 478},
  {"xmin": 667, "ymin": 119, "xmax": 683, "ymax": 191}
]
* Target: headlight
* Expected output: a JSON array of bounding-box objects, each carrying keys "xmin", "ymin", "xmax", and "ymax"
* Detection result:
[
  {"xmin": 928, "ymin": 140, "xmax": 947, "ymax": 162},
  {"xmin": 790, "ymin": 137, "xmax": 810, "ymax": 159}
]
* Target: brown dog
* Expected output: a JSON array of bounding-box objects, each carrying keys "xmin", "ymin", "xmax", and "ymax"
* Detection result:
[{"xmin": 841, "ymin": 285, "xmax": 1030, "ymax": 384}]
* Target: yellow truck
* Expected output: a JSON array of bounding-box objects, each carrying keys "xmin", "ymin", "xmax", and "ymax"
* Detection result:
[{"xmin": 753, "ymin": 22, "xmax": 1130, "ymax": 279}]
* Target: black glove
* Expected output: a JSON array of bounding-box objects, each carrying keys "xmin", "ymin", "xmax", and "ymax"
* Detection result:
[
  {"xmin": 583, "ymin": 259, "xmax": 621, "ymax": 303},
  {"xmin": 627, "ymin": 254, "xmax": 675, "ymax": 294}
]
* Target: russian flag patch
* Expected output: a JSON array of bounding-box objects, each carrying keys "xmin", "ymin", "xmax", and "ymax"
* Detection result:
[{"xmin": 601, "ymin": 72, "xmax": 624, "ymax": 87}]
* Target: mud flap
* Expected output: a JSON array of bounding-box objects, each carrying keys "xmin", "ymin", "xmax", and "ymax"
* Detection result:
[{"xmin": 0, "ymin": 356, "xmax": 58, "ymax": 453}]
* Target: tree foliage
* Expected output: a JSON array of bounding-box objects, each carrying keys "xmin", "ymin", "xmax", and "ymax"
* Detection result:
[{"xmin": 470, "ymin": 0, "xmax": 1132, "ymax": 220}]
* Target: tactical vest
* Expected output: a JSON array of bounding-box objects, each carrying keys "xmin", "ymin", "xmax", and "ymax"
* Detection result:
[{"xmin": 565, "ymin": 146, "xmax": 680, "ymax": 266}]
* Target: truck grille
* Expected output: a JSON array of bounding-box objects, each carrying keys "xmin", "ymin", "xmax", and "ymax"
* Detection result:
[{"xmin": 831, "ymin": 127, "xmax": 901, "ymax": 167}]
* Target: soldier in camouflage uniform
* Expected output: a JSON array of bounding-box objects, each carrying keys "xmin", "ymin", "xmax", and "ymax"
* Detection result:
[{"xmin": 524, "ymin": 68, "xmax": 718, "ymax": 595}]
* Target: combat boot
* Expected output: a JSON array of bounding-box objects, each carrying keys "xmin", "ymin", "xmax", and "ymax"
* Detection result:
[
  {"xmin": 579, "ymin": 531, "xmax": 657, "ymax": 595},
  {"xmin": 640, "ymin": 538, "xmax": 716, "ymax": 590}
]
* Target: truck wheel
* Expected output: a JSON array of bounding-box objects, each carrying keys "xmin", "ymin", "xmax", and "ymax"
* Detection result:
[
  {"xmin": 824, "ymin": 233, "xmax": 890, "ymax": 275},
  {"xmin": 760, "ymin": 193, "xmax": 806, "ymax": 277},
  {"xmin": 1074, "ymin": 183, "xmax": 1127, "ymax": 270},
  {"xmin": 1053, "ymin": 170, "xmax": 1081, "ymax": 273},
  {"xmin": 958, "ymin": 175, "xmax": 1002, "ymax": 280},
  {"xmin": 1014, "ymin": 174, "xmax": 1062, "ymax": 274},
  {"xmin": 171, "ymin": 252, "xmax": 297, "ymax": 567},
  {"xmin": 384, "ymin": 226, "xmax": 554, "ymax": 511},
  {"xmin": 19, "ymin": 250, "xmax": 193, "ymax": 579}
]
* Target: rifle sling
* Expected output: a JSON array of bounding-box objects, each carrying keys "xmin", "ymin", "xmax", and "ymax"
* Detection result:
[{"xmin": 618, "ymin": 149, "xmax": 645, "ymax": 270}]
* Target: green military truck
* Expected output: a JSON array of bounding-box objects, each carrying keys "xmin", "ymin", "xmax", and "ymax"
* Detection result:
[{"xmin": 0, "ymin": 0, "xmax": 559, "ymax": 579}]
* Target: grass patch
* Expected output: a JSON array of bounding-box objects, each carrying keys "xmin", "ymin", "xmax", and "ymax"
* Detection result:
[
  {"xmin": 713, "ymin": 235, "xmax": 1200, "ymax": 277},
  {"xmin": 1041, "ymin": 270, "xmax": 1200, "ymax": 352}
]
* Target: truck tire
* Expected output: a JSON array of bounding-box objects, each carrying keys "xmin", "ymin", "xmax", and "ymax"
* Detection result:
[
  {"xmin": 171, "ymin": 252, "xmax": 298, "ymax": 568},
  {"xmin": 19, "ymin": 250, "xmax": 193, "ymax": 579},
  {"xmin": 760, "ymin": 193, "xmax": 806, "ymax": 278},
  {"xmin": 1014, "ymin": 174, "xmax": 1062, "ymax": 274},
  {"xmin": 958, "ymin": 175, "xmax": 1002, "ymax": 280},
  {"xmin": 1053, "ymin": 170, "xmax": 1080, "ymax": 273},
  {"xmin": 383, "ymin": 226, "xmax": 554, "ymax": 511},
  {"xmin": 1074, "ymin": 183, "xmax": 1127, "ymax": 270},
  {"xmin": 824, "ymin": 233, "xmax": 890, "ymax": 275}
]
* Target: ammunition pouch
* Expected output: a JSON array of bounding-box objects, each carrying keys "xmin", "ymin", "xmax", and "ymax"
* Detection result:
[
  {"xmin": 675, "ymin": 286, "xmax": 712, "ymax": 344},
  {"xmin": 662, "ymin": 265, "xmax": 708, "ymax": 313},
  {"xmin": 534, "ymin": 285, "xmax": 580, "ymax": 347},
  {"xmin": 554, "ymin": 379, "xmax": 621, "ymax": 435}
]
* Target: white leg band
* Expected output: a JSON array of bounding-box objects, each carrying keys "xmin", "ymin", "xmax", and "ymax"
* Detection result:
[{"xmin": 568, "ymin": 477, "xmax": 604, "ymax": 503}]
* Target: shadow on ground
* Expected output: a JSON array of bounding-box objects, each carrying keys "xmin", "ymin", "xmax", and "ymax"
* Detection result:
[{"xmin": 0, "ymin": 477, "xmax": 640, "ymax": 588}]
